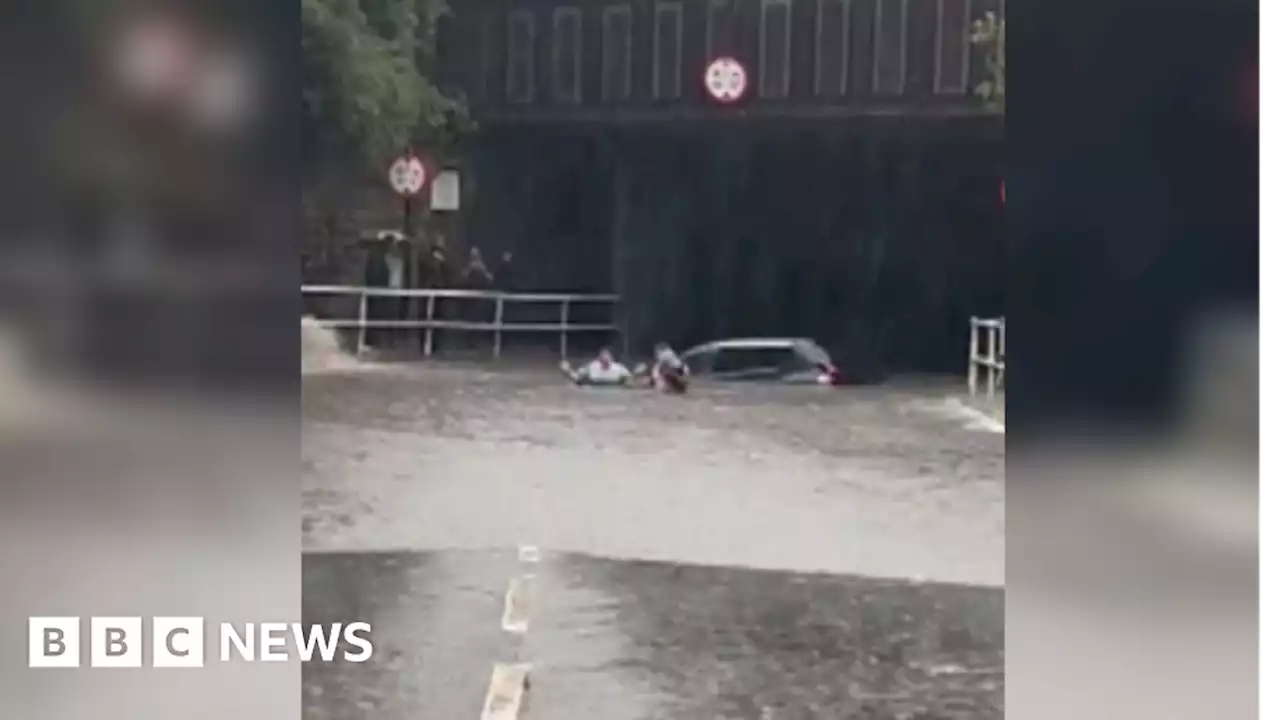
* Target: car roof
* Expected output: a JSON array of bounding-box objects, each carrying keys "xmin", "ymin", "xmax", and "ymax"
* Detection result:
[{"xmin": 683, "ymin": 337, "xmax": 818, "ymax": 353}]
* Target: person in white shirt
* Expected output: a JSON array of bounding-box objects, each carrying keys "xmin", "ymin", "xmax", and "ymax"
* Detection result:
[{"xmin": 561, "ymin": 348, "xmax": 634, "ymax": 386}]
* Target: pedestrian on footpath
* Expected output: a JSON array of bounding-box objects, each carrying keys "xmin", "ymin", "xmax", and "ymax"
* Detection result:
[{"xmin": 493, "ymin": 250, "xmax": 515, "ymax": 291}]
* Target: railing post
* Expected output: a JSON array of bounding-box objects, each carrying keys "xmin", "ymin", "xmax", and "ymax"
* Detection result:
[
  {"xmin": 424, "ymin": 294, "xmax": 436, "ymax": 357},
  {"xmin": 559, "ymin": 299, "xmax": 570, "ymax": 361},
  {"xmin": 985, "ymin": 323, "xmax": 997, "ymax": 397},
  {"xmin": 997, "ymin": 321, "xmax": 1006, "ymax": 387},
  {"xmin": 357, "ymin": 290, "xmax": 369, "ymax": 355},
  {"xmin": 967, "ymin": 318, "xmax": 978, "ymax": 395},
  {"xmin": 492, "ymin": 294, "xmax": 504, "ymax": 359}
]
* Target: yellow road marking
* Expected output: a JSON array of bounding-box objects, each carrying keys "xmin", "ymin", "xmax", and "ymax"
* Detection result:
[
  {"xmin": 501, "ymin": 576, "xmax": 531, "ymax": 634},
  {"xmin": 480, "ymin": 663, "xmax": 531, "ymax": 720}
]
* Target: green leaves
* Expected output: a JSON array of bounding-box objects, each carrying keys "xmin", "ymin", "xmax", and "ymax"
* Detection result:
[
  {"xmin": 970, "ymin": 11, "xmax": 1004, "ymax": 112},
  {"xmin": 301, "ymin": 0, "xmax": 465, "ymax": 172}
]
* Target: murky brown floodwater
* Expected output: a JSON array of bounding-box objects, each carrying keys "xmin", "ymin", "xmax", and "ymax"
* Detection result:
[
  {"xmin": 303, "ymin": 361, "xmax": 1002, "ymax": 583},
  {"xmin": 302, "ymin": 340, "xmax": 1004, "ymax": 719}
]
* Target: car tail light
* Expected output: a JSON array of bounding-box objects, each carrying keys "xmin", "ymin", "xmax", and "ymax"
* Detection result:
[{"xmin": 818, "ymin": 363, "xmax": 840, "ymax": 385}]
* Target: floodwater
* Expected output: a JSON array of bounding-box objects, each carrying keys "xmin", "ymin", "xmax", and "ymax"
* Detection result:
[{"xmin": 302, "ymin": 330, "xmax": 1004, "ymax": 719}]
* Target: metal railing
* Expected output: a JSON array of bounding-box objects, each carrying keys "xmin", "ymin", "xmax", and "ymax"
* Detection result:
[
  {"xmin": 968, "ymin": 317, "xmax": 1005, "ymax": 396},
  {"xmin": 302, "ymin": 285, "xmax": 619, "ymax": 360}
]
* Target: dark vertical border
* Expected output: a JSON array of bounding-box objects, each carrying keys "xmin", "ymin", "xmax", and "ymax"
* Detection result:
[{"xmin": 1008, "ymin": 0, "xmax": 1257, "ymax": 716}]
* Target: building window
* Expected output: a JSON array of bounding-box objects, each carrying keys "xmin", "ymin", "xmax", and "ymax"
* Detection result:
[
  {"xmin": 933, "ymin": 0, "xmax": 971, "ymax": 94},
  {"xmin": 653, "ymin": 2, "xmax": 684, "ymax": 99},
  {"xmin": 706, "ymin": 0, "xmax": 733, "ymax": 62},
  {"xmin": 602, "ymin": 5, "xmax": 633, "ymax": 101},
  {"xmin": 553, "ymin": 7, "xmax": 583, "ymax": 102},
  {"xmin": 759, "ymin": 0, "xmax": 792, "ymax": 98},
  {"xmin": 872, "ymin": 0, "xmax": 908, "ymax": 95},
  {"xmin": 814, "ymin": 0, "xmax": 850, "ymax": 96},
  {"xmin": 478, "ymin": 11, "xmax": 494, "ymax": 98},
  {"xmin": 505, "ymin": 10, "xmax": 536, "ymax": 102}
]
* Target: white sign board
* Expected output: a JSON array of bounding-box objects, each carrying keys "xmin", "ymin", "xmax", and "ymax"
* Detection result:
[
  {"xmin": 704, "ymin": 57, "xmax": 748, "ymax": 104},
  {"xmin": 388, "ymin": 155, "xmax": 429, "ymax": 196},
  {"xmin": 430, "ymin": 169, "xmax": 461, "ymax": 211}
]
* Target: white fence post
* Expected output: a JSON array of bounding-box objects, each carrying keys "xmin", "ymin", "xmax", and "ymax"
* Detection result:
[
  {"xmin": 986, "ymin": 330, "xmax": 997, "ymax": 397},
  {"xmin": 357, "ymin": 291, "xmax": 368, "ymax": 354},
  {"xmin": 968, "ymin": 318, "xmax": 979, "ymax": 395},
  {"xmin": 993, "ymin": 319, "xmax": 1003, "ymax": 376},
  {"xmin": 993, "ymin": 319, "xmax": 1003, "ymax": 392},
  {"xmin": 559, "ymin": 299, "xmax": 569, "ymax": 361},
  {"xmin": 424, "ymin": 295, "xmax": 436, "ymax": 357},
  {"xmin": 492, "ymin": 295, "xmax": 505, "ymax": 359},
  {"xmin": 968, "ymin": 316, "xmax": 1005, "ymax": 397}
]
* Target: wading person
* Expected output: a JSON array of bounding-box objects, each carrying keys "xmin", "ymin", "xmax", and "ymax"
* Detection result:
[
  {"xmin": 560, "ymin": 348, "xmax": 634, "ymax": 386},
  {"xmin": 651, "ymin": 342, "xmax": 690, "ymax": 393}
]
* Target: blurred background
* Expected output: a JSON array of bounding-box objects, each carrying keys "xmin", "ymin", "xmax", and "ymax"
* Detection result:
[
  {"xmin": 0, "ymin": 2, "xmax": 299, "ymax": 718},
  {"xmin": 0, "ymin": 0, "xmax": 1262, "ymax": 719}
]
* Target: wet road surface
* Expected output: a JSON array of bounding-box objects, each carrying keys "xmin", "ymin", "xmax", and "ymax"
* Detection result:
[{"xmin": 302, "ymin": 363, "xmax": 1004, "ymax": 718}]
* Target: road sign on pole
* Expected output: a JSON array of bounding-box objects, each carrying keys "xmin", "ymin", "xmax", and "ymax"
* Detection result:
[
  {"xmin": 389, "ymin": 153, "xmax": 433, "ymax": 197},
  {"xmin": 389, "ymin": 150, "xmax": 436, "ymax": 247},
  {"xmin": 704, "ymin": 57, "xmax": 748, "ymax": 104}
]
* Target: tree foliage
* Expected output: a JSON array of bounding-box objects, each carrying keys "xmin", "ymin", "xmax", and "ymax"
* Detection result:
[
  {"xmin": 301, "ymin": 0, "xmax": 466, "ymax": 174},
  {"xmin": 970, "ymin": 11, "xmax": 1005, "ymax": 112}
]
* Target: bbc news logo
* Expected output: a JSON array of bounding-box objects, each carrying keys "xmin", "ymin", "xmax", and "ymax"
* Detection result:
[{"xmin": 28, "ymin": 617, "xmax": 373, "ymax": 668}]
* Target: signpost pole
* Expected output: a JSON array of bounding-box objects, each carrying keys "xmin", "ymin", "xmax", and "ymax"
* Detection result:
[
  {"xmin": 388, "ymin": 148, "xmax": 434, "ymax": 356},
  {"xmin": 402, "ymin": 195, "xmax": 412, "ymax": 243}
]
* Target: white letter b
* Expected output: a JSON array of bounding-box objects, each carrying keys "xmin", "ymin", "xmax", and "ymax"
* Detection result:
[
  {"xmin": 91, "ymin": 617, "xmax": 142, "ymax": 667},
  {"xmin": 28, "ymin": 617, "xmax": 80, "ymax": 668}
]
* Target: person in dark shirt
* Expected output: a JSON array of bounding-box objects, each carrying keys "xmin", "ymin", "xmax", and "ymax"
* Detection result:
[
  {"xmin": 463, "ymin": 247, "xmax": 493, "ymax": 287},
  {"xmin": 493, "ymin": 250, "xmax": 515, "ymax": 291},
  {"xmin": 639, "ymin": 342, "xmax": 690, "ymax": 393},
  {"xmin": 424, "ymin": 238, "xmax": 457, "ymax": 350}
]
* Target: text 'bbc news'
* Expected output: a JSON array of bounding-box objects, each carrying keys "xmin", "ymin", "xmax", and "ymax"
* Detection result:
[{"xmin": 28, "ymin": 617, "xmax": 374, "ymax": 668}]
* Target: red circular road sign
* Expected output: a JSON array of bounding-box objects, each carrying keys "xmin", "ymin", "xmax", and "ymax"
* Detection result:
[
  {"xmin": 704, "ymin": 56, "xmax": 748, "ymax": 104},
  {"xmin": 389, "ymin": 153, "xmax": 434, "ymax": 197},
  {"xmin": 115, "ymin": 15, "xmax": 196, "ymax": 101}
]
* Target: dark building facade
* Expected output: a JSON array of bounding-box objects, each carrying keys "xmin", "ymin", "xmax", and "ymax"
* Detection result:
[
  {"xmin": 444, "ymin": 0, "xmax": 1002, "ymax": 120},
  {"xmin": 437, "ymin": 0, "xmax": 1004, "ymax": 373}
]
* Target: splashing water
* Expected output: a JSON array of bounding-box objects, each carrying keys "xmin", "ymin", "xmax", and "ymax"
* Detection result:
[{"xmin": 301, "ymin": 316, "xmax": 359, "ymax": 374}]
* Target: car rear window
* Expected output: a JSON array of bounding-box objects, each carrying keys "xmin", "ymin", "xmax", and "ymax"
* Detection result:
[
  {"xmin": 713, "ymin": 346, "xmax": 803, "ymax": 373},
  {"xmin": 795, "ymin": 341, "xmax": 833, "ymax": 366},
  {"xmin": 682, "ymin": 349, "xmax": 716, "ymax": 374}
]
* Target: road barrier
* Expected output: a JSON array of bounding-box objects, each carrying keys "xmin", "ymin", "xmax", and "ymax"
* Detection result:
[
  {"xmin": 302, "ymin": 285, "xmax": 619, "ymax": 360},
  {"xmin": 968, "ymin": 317, "xmax": 1005, "ymax": 396}
]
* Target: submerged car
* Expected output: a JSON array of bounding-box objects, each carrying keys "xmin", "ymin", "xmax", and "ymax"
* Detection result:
[{"xmin": 679, "ymin": 338, "xmax": 843, "ymax": 385}]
